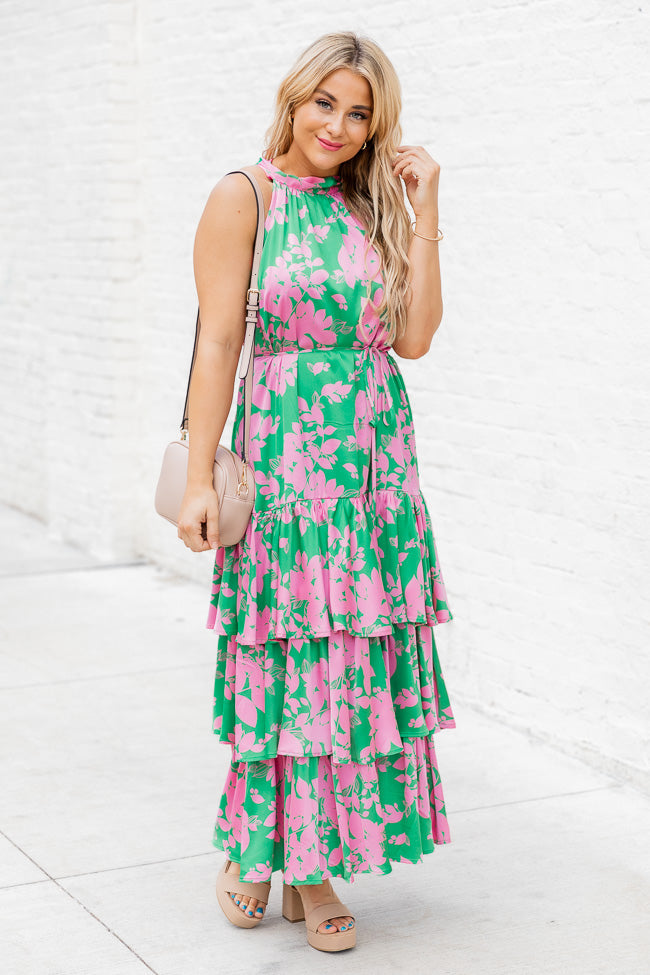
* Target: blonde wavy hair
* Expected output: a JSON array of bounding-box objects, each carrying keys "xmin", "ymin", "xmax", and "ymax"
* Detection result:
[{"xmin": 262, "ymin": 31, "xmax": 413, "ymax": 347}]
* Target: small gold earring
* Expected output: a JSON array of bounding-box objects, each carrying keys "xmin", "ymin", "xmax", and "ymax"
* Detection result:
[{"xmin": 362, "ymin": 140, "xmax": 367, "ymax": 150}]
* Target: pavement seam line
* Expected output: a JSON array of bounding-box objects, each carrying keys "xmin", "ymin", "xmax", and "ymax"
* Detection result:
[
  {"xmin": 452, "ymin": 782, "xmax": 621, "ymax": 814},
  {"xmin": 0, "ymin": 561, "xmax": 150, "ymax": 578},
  {"xmin": 54, "ymin": 850, "xmax": 219, "ymax": 883},
  {"xmin": 0, "ymin": 827, "xmax": 161, "ymax": 974},
  {"xmin": 0, "ymin": 661, "xmax": 210, "ymax": 691}
]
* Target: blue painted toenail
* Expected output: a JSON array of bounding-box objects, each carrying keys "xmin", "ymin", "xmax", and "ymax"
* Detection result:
[
  {"xmin": 325, "ymin": 924, "xmax": 334, "ymax": 929},
  {"xmin": 247, "ymin": 909, "xmax": 253, "ymax": 915},
  {"xmin": 256, "ymin": 907, "xmax": 263, "ymax": 914},
  {"xmin": 341, "ymin": 925, "xmax": 347, "ymax": 930}
]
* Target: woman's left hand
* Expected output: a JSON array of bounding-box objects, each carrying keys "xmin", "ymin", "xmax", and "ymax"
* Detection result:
[{"xmin": 392, "ymin": 145, "xmax": 440, "ymax": 217}]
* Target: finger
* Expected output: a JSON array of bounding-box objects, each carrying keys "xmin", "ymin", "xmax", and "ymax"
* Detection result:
[
  {"xmin": 395, "ymin": 150, "xmax": 426, "ymax": 171},
  {"xmin": 393, "ymin": 154, "xmax": 420, "ymax": 175},
  {"xmin": 179, "ymin": 521, "xmax": 210, "ymax": 552},
  {"xmin": 206, "ymin": 514, "xmax": 221, "ymax": 551},
  {"xmin": 395, "ymin": 162, "xmax": 418, "ymax": 181},
  {"xmin": 188, "ymin": 515, "xmax": 209, "ymax": 550},
  {"xmin": 393, "ymin": 157, "xmax": 414, "ymax": 177}
]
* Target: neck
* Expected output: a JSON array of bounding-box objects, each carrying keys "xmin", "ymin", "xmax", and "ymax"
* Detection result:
[{"xmin": 272, "ymin": 150, "xmax": 339, "ymax": 181}]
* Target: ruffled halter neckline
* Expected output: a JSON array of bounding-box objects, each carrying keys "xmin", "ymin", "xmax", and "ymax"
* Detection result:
[{"xmin": 257, "ymin": 155, "xmax": 340, "ymax": 191}]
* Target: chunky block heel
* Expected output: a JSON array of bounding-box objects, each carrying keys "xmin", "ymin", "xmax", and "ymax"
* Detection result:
[
  {"xmin": 282, "ymin": 882, "xmax": 306, "ymax": 922},
  {"xmin": 281, "ymin": 880, "xmax": 356, "ymax": 952}
]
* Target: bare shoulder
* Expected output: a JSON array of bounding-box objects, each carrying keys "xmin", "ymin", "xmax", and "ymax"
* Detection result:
[
  {"xmin": 200, "ymin": 163, "xmax": 271, "ymax": 238},
  {"xmin": 236, "ymin": 162, "xmax": 273, "ymax": 217},
  {"xmin": 237, "ymin": 161, "xmax": 271, "ymax": 186},
  {"xmin": 194, "ymin": 165, "xmax": 272, "ymax": 274}
]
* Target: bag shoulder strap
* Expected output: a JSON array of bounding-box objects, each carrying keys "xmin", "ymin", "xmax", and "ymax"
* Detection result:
[{"xmin": 180, "ymin": 169, "xmax": 266, "ymax": 468}]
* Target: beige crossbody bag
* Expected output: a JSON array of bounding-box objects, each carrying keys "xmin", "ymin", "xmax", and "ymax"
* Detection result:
[{"xmin": 154, "ymin": 170, "xmax": 266, "ymax": 546}]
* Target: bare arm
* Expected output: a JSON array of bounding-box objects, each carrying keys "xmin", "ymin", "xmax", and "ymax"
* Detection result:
[
  {"xmin": 177, "ymin": 172, "xmax": 258, "ymax": 552},
  {"xmin": 392, "ymin": 211, "xmax": 443, "ymax": 359},
  {"xmin": 391, "ymin": 146, "xmax": 443, "ymax": 360}
]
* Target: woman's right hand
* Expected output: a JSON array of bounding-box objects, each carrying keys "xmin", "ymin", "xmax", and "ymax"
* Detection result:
[{"xmin": 177, "ymin": 485, "xmax": 221, "ymax": 552}]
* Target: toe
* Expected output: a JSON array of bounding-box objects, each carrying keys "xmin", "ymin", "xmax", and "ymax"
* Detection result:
[{"xmin": 319, "ymin": 916, "xmax": 349, "ymax": 933}]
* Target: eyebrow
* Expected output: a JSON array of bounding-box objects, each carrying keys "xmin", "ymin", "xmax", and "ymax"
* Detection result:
[{"xmin": 314, "ymin": 87, "xmax": 372, "ymax": 112}]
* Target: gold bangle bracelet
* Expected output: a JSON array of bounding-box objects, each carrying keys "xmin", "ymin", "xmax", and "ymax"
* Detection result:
[{"xmin": 412, "ymin": 221, "xmax": 443, "ymax": 242}]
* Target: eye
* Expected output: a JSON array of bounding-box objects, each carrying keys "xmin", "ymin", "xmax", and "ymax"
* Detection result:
[{"xmin": 315, "ymin": 98, "xmax": 367, "ymax": 121}]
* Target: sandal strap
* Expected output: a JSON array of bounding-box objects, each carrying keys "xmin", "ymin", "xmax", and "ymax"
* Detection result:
[
  {"xmin": 304, "ymin": 898, "xmax": 354, "ymax": 933},
  {"xmin": 224, "ymin": 861, "xmax": 271, "ymax": 905}
]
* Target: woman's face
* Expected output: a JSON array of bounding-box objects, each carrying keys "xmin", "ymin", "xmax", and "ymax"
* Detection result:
[{"xmin": 291, "ymin": 67, "xmax": 373, "ymax": 172}]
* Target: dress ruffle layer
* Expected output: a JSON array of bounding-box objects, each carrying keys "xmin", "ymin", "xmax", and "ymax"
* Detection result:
[
  {"xmin": 212, "ymin": 623, "xmax": 455, "ymax": 764},
  {"xmin": 206, "ymin": 489, "xmax": 453, "ymax": 644},
  {"xmin": 207, "ymin": 487, "xmax": 456, "ymax": 884},
  {"xmin": 213, "ymin": 735, "xmax": 450, "ymax": 885}
]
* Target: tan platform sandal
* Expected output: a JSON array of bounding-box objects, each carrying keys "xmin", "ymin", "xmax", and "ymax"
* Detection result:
[
  {"xmin": 216, "ymin": 858, "xmax": 271, "ymax": 929},
  {"xmin": 282, "ymin": 881, "xmax": 356, "ymax": 952}
]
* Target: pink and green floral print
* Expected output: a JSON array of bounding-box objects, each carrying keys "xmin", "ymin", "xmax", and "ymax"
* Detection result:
[{"xmin": 206, "ymin": 155, "xmax": 456, "ymax": 886}]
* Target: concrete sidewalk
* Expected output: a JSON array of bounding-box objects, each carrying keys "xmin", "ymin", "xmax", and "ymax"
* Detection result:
[{"xmin": 0, "ymin": 504, "xmax": 648, "ymax": 975}]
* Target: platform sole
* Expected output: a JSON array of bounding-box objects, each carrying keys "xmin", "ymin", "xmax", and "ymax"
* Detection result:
[{"xmin": 281, "ymin": 881, "xmax": 356, "ymax": 951}]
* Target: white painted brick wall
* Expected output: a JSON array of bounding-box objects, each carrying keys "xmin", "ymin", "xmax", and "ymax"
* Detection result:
[
  {"xmin": 1, "ymin": 1, "xmax": 648, "ymax": 791},
  {"xmin": 1, "ymin": 1, "xmax": 143, "ymax": 560}
]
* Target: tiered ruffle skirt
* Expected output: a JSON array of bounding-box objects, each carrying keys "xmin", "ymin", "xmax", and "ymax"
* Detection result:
[{"xmin": 206, "ymin": 488, "xmax": 455, "ymax": 886}]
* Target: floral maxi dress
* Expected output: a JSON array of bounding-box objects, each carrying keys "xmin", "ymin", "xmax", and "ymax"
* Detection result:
[{"xmin": 206, "ymin": 154, "xmax": 456, "ymax": 886}]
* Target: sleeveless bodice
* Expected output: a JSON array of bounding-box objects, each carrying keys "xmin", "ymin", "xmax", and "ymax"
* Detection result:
[{"xmin": 254, "ymin": 155, "xmax": 390, "ymax": 354}]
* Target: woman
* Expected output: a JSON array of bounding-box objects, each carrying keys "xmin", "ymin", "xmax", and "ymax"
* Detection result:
[{"xmin": 177, "ymin": 30, "xmax": 455, "ymax": 953}]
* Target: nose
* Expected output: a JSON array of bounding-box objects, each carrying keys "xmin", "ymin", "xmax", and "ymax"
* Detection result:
[{"xmin": 325, "ymin": 114, "xmax": 345, "ymax": 138}]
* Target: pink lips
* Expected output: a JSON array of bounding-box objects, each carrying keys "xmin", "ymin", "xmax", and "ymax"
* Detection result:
[{"xmin": 317, "ymin": 136, "xmax": 343, "ymax": 151}]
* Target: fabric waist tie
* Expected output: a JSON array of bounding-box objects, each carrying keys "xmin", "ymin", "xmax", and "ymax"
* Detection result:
[{"xmin": 360, "ymin": 345, "xmax": 387, "ymax": 502}]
